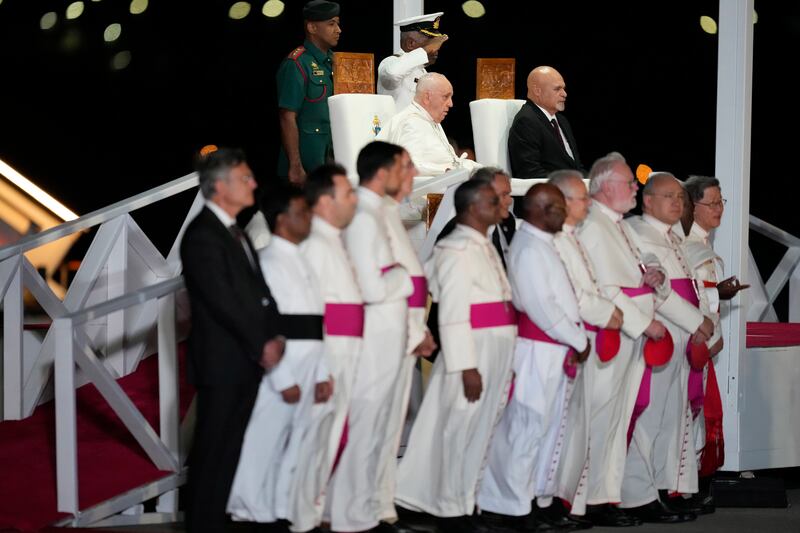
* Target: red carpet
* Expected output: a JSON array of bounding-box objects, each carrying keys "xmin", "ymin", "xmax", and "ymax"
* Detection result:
[{"xmin": 0, "ymin": 347, "xmax": 194, "ymax": 532}]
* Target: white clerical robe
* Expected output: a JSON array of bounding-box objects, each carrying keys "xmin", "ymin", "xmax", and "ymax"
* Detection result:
[
  {"xmin": 621, "ymin": 214, "xmax": 707, "ymax": 506},
  {"xmin": 373, "ymin": 196, "xmax": 430, "ymax": 522},
  {"xmin": 478, "ymin": 222, "xmax": 588, "ymax": 516},
  {"xmin": 396, "ymin": 224, "xmax": 516, "ymax": 518},
  {"xmin": 575, "ymin": 202, "xmax": 654, "ymax": 510},
  {"xmin": 553, "ymin": 223, "xmax": 618, "ymax": 516},
  {"xmin": 329, "ymin": 188, "xmax": 413, "ymax": 532},
  {"xmin": 296, "ymin": 216, "xmax": 364, "ymax": 533},
  {"xmin": 682, "ymin": 222, "xmax": 724, "ymax": 461},
  {"xmin": 376, "ymin": 101, "xmax": 481, "ymax": 176},
  {"xmin": 228, "ymin": 236, "xmax": 326, "ymax": 524},
  {"xmin": 377, "ymin": 48, "xmax": 428, "ymax": 112}
]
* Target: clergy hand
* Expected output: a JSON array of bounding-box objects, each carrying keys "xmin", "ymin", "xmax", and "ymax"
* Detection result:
[
  {"xmin": 717, "ymin": 276, "xmax": 750, "ymax": 300},
  {"xmin": 413, "ymin": 330, "xmax": 438, "ymax": 357},
  {"xmin": 697, "ymin": 316, "xmax": 714, "ymax": 340},
  {"xmin": 261, "ymin": 336, "xmax": 286, "ymax": 370},
  {"xmin": 709, "ymin": 337, "xmax": 724, "ymax": 357},
  {"xmin": 644, "ymin": 320, "xmax": 666, "ymax": 340},
  {"xmin": 462, "ymin": 369, "xmax": 483, "ymax": 402},
  {"xmin": 643, "ymin": 268, "xmax": 666, "ymax": 289},
  {"xmin": 574, "ymin": 340, "xmax": 592, "ymax": 364},
  {"xmin": 315, "ymin": 379, "xmax": 333, "ymax": 403},
  {"xmin": 281, "ymin": 385, "xmax": 301, "ymax": 404},
  {"xmin": 605, "ymin": 307, "xmax": 624, "ymax": 330}
]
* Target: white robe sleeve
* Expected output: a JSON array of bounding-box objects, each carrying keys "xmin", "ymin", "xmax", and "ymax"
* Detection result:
[
  {"xmin": 268, "ymin": 360, "xmax": 298, "ymax": 392},
  {"xmin": 378, "ymin": 48, "xmax": 427, "ymax": 91},
  {"xmin": 515, "ymin": 247, "xmax": 587, "ymax": 352},
  {"xmin": 345, "ymin": 211, "xmax": 412, "ymax": 304},
  {"xmin": 433, "ymin": 248, "xmax": 478, "ymax": 373}
]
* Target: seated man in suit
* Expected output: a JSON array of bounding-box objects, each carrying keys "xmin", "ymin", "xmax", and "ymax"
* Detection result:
[
  {"xmin": 377, "ymin": 72, "xmax": 481, "ymax": 176},
  {"xmin": 508, "ymin": 66, "xmax": 585, "ymax": 180}
]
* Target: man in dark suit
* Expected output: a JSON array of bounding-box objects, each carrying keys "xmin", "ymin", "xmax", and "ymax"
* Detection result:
[
  {"xmin": 508, "ymin": 66, "xmax": 585, "ymax": 180},
  {"xmin": 180, "ymin": 147, "xmax": 286, "ymax": 532}
]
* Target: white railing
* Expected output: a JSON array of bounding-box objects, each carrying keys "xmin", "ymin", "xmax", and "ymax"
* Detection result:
[
  {"xmin": 54, "ymin": 276, "xmax": 187, "ymax": 520},
  {"xmin": 748, "ymin": 215, "xmax": 800, "ymax": 321},
  {"xmin": 1, "ymin": 172, "xmax": 203, "ymax": 421}
]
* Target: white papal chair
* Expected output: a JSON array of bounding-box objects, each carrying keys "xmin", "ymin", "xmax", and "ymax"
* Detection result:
[
  {"xmin": 469, "ymin": 98, "xmax": 525, "ymax": 174},
  {"xmin": 328, "ymin": 93, "xmax": 397, "ymax": 183}
]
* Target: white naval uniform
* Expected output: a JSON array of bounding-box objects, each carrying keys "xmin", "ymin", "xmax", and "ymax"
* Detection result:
[
  {"xmin": 377, "ymin": 48, "xmax": 428, "ymax": 112},
  {"xmin": 478, "ymin": 222, "xmax": 588, "ymax": 516},
  {"xmin": 621, "ymin": 214, "xmax": 707, "ymax": 507},
  {"xmin": 575, "ymin": 202, "xmax": 655, "ymax": 509},
  {"xmin": 296, "ymin": 216, "xmax": 364, "ymax": 533},
  {"xmin": 396, "ymin": 224, "xmax": 516, "ymax": 518},
  {"xmin": 330, "ymin": 188, "xmax": 413, "ymax": 532},
  {"xmin": 374, "ymin": 196, "xmax": 430, "ymax": 523},
  {"xmin": 552, "ymin": 223, "xmax": 617, "ymax": 516},
  {"xmin": 376, "ymin": 101, "xmax": 481, "ymax": 176},
  {"xmin": 227, "ymin": 236, "xmax": 326, "ymax": 524}
]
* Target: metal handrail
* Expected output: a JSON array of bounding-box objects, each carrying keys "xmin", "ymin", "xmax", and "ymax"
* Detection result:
[{"xmin": 0, "ymin": 172, "xmax": 198, "ymax": 261}]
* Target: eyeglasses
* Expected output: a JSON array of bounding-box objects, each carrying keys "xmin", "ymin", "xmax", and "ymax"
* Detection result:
[{"xmin": 695, "ymin": 199, "xmax": 727, "ymax": 209}]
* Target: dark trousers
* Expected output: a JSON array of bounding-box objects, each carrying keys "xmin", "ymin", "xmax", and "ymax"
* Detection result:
[{"xmin": 185, "ymin": 379, "xmax": 260, "ymax": 532}]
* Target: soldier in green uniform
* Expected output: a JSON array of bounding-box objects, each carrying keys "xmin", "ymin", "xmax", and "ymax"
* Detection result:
[{"xmin": 276, "ymin": 0, "xmax": 341, "ymax": 185}]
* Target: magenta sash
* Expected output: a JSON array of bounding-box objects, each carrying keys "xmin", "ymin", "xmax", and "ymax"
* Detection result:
[
  {"xmin": 518, "ymin": 312, "xmax": 577, "ymax": 379},
  {"xmin": 621, "ymin": 286, "xmax": 655, "ymax": 297},
  {"xmin": 670, "ymin": 278, "xmax": 699, "ymax": 307},
  {"xmin": 408, "ymin": 276, "xmax": 428, "ymax": 308},
  {"xmin": 628, "ymin": 366, "xmax": 653, "ymax": 447},
  {"xmin": 469, "ymin": 301, "xmax": 516, "ymax": 329},
  {"xmin": 324, "ymin": 303, "xmax": 364, "ymax": 337},
  {"xmin": 670, "ymin": 278, "xmax": 706, "ymax": 414}
]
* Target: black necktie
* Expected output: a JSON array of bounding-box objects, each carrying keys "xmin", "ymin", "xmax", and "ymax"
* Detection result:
[
  {"xmin": 550, "ymin": 118, "xmax": 566, "ymax": 151},
  {"xmin": 229, "ymin": 224, "xmax": 257, "ymax": 272}
]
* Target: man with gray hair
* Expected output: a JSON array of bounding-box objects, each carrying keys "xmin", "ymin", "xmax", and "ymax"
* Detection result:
[
  {"xmin": 180, "ymin": 147, "xmax": 286, "ymax": 531},
  {"xmin": 377, "ymin": 72, "xmax": 481, "ymax": 175},
  {"xmin": 573, "ymin": 152, "xmax": 669, "ymax": 527}
]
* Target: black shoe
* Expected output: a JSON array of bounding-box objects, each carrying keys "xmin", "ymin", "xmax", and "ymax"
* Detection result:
[
  {"xmin": 535, "ymin": 501, "xmax": 592, "ymax": 530},
  {"xmin": 584, "ymin": 505, "xmax": 641, "ymax": 527},
  {"xmin": 662, "ymin": 494, "xmax": 715, "ymax": 515},
  {"xmin": 373, "ymin": 521, "xmax": 427, "ymax": 533},
  {"xmin": 481, "ymin": 510, "xmax": 552, "ymax": 532},
  {"xmin": 625, "ymin": 500, "xmax": 696, "ymax": 523}
]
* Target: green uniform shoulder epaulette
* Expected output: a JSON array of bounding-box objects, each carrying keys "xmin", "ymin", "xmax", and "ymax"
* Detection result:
[{"xmin": 288, "ymin": 46, "xmax": 306, "ymax": 60}]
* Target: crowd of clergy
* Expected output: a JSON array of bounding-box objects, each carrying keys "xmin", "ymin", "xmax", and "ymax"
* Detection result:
[{"xmin": 182, "ymin": 138, "xmax": 742, "ymax": 533}]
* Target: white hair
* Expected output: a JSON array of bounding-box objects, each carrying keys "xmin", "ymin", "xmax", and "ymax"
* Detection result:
[
  {"xmin": 642, "ymin": 171, "xmax": 677, "ymax": 195},
  {"xmin": 415, "ymin": 72, "xmax": 448, "ymax": 99},
  {"xmin": 588, "ymin": 151, "xmax": 626, "ymax": 196}
]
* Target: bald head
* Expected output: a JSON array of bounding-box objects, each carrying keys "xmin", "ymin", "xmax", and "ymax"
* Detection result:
[
  {"xmin": 415, "ymin": 72, "xmax": 453, "ymax": 123},
  {"xmin": 523, "ymin": 183, "xmax": 567, "ymax": 234},
  {"xmin": 527, "ymin": 66, "xmax": 567, "ymax": 115},
  {"xmin": 642, "ymin": 172, "xmax": 685, "ymax": 225}
]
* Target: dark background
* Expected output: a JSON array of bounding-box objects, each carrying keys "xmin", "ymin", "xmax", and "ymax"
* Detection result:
[{"xmin": 0, "ymin": 0, "xmax": 795, "ymax": 314}]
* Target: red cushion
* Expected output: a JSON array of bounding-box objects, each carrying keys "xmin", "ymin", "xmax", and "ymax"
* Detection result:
[
  {"xmin": 687, "ymin": 341, "xmax": 711, "ymax": 370},
  {"xmin": 596, "ymin": 329, "xmax": 621, "ymax": 362},
  {"xmin": 644, "ymin": 329, "xmax": 674, "ymax": 366}
]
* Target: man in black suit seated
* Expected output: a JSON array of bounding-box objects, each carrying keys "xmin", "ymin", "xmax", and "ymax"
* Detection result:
[
  {"xmin": 180, "ymin": 147, "xmax": 286, "ymax": 532},
  {"xmin": 508, "ymin": 66, "xmax": 585, "ymax": 180}
]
